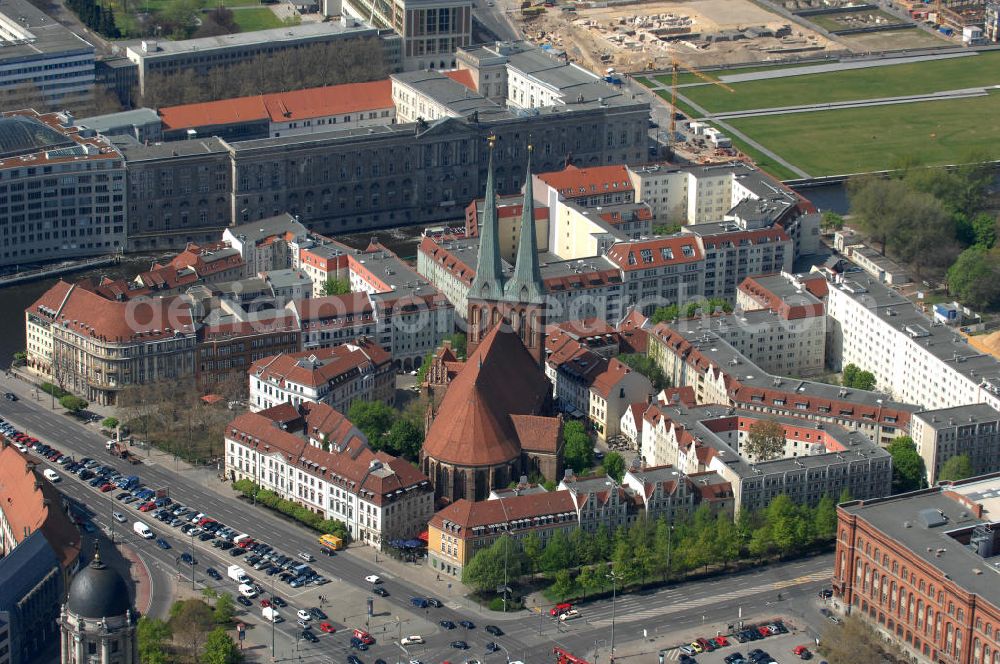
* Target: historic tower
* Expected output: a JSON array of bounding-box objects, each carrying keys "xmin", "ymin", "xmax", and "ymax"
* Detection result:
[{"xmin": 466, "ymin": 140, "xmax": 547, "ymax": 367}]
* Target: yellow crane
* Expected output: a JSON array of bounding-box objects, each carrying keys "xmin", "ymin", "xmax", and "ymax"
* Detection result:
[{"xmin": 667, "ymin": 56, "xmax": 735, "ymax": 150}]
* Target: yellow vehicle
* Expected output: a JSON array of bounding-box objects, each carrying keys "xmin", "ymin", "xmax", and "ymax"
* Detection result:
[{"xmin": 318, "ymin": 534, "xmax": 343, "ymax": 551}]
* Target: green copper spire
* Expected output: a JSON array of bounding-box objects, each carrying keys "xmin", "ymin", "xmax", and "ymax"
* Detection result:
[
  {"xmin": 504, "ymin": 144, "xmax": 545, "ymax": 304},
  {"xmin": 469, "ymin": 135, "xmax": 506, "ymax": 301}
]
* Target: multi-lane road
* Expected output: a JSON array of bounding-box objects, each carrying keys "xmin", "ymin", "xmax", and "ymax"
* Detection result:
[{"xmin": 1, "ymin": 381, "xmax": 834, "ymax": 664}]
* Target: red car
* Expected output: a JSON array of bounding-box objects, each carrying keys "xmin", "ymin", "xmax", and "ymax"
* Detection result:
[
  {"xmin": 696, "ymin": 638, "xmax": 715, "ymax": 652},
  {"xmin": 238, "ymin": 539, "xmax": 255, "ymax": 549},
  {"xmin": 714, "ymin": 636, "xmax": 729, "ymax": 647},
  {"xmin": 260, "ymin": 599, "xmax": 271, "ymax": 608},
  {"xmin": 198, "ymin": 517, "xmax": 215, "ymax": 527},
  {"xmin": 319, "ymin": 622, "xmax": 336, "ymax": 633},
  {"xmin": 139, "ymin": 502, "xmax": 156, "ymax": 511},
  {"xmin": 758, "ymin": 626, "xmax": 771, "ymax": 637},
  {"xmin": 100, "ymin": 483, "xmax": 115, "ymax": 492},
  {"xmin": 549, "ymin": 602, "xmax": 573, "ymax": 617}
]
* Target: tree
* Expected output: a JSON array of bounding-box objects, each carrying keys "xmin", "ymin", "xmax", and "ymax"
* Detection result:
[
  {"xmin": 169, "ymin": 599, "xmax": 215, "ymax": 660},
  {"xmin": 415, "ymin": 352, "xmax": 433, "ymax": 383},
  {"xmin": 383, "ymin": 418, "xmax": 423, "ymax": 460},
  {"xmin": 616, "ymin": 353, "xmax": 669, "ymax": 391},
  {"xmin": 842, "ymin": 364, "xmax": 876, "ymax": 391},
  {"xmin": 137, "ymin": 617, "xmax": 172, "ymax": 664},
  {"xmin": 562, "ymin": 420, "xmax": 593, "ymax": 473},
  {"xmin": 603, "ymin": 451, "xmax": 625, "ymax": 483},
  {"xmin": 539, "ymin": 531, "xmax": 572, "ymax": 574},
  {"xmin": 347, "ymin": 400, "xmax": 395, "ymax": 444},
  {"xmin": 947, "ymin": 246, "xmax": 1000, "ymax": 310},
  {"xmin": 447, "ymin": 332, "xmax": 467, "ymax": 359},
  {"xmin": 548, "ymin": 568, "xmax": 576, "ymax": 600},
  {"xmin": 462, "ymin": 535, "xmax": 523, "ymax": 592},
  {"xmin": 743, "ymin": 419, "xmax": 785, "ymax": 462},
  {"xmin": 320, "ymin": 277, "xmax": 351, "ymax": 296},
  {"xmin": 650, "ymin": 304, "xmax": 679, "ymax": 324},
  {"xmin": 575, "ymin": 565, "xmax": 603, "ymax": 598},
  {"xmin": 819, "ymin": 613, "xmax": 905, "ymax": 664},
  {"xmin": 101, "ymin": 416, "xmax": 120, "ymax": 430},
  {"xmin": 201, "ymin": 627, "xmax": 241, "ymax": 664},
  {"xmin": 814, "ymin": 494, "xmax": 838, "ymax": 541},
  {"xmin": 652, "ymin": 223, "xmax": 682, "ymax": 235},
  {"xmin": 938, "ymin": 454, "xmax": 975, "ymax": 483},
  {"xmin": 820, "ymin": 211, "xmax": 844, "ymax": 232},
  {"xmin": 522, "ymin": 532, "xmax": 543, "ymax": 573},
  {"xmin": 59, "ymin": 394, "xmax": 88, "ymax": 413},
  {"xmin": 886, "ymin": 436, "xmax": 927, "ymax": 494},
  {"xmin": 213, "ymin": 593, "xmax": 235, "ymax": 625}
]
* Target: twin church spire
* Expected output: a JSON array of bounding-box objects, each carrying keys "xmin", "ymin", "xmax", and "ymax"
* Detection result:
[{"xmin": 468, "ymin": 137, "xmax": 546, "ymax": 304}]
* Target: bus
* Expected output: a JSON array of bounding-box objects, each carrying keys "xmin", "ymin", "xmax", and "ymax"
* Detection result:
[
  {"xmin": 318, "ymin": 534, "xmax": 343, "ymax": 551},
  {"xmin": 554, "ymin": 647, "xmax": 590, "ymax": 664}
]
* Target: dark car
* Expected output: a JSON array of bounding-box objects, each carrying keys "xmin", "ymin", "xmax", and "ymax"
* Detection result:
[
  {"xmin": 229, "ymin": 547, "xmax": 246, "ymax": 557},
  {"xmin": 271, "ymin": 597, "xmax": 287, "ymax": 608},
  {"xmin": 818, "ymin": 588, "xmax": 833, "ymax": 599},
  {"xmin": 180, "ymin": 552, "xmax": 196, "ymax": 565},
  {"xmin": 440, "ymin": 620, "xmax": 456, "ymax": 629},
  {"xmin": 450, "ymin": 641, "xmax": 469, "ymax": 650},
  {"xmin": 309, "ymin": 607, "xmax": 327, "ymax": 620},
  {"xmin": 372, "ymin": 586, "xmax": 389, "ymax": 597},
  {"xmin": 459, "ymin": 620, "xmax": 475, "ymax": 630},
  {"xmin": 347, "ymin": 656, "xmax": 363, "ymax": 664},
  {"xmin": 156, "ymin": 539, "xmax": 171, "ymax": 550},
  {"xmin": 486, "ymin": 642, "xmax": 500, "ymax": 653},
  {"xmin": 115, "ymin": 492, "xmax": 130, "ymax": 500},
  {"xmin": 301, "ymin": 629, "xmax": 319, "ymax": 643},
  {"xmin": 426, "ymin": 598, "xmax": 442, "ymax": 608},
  {"xmin": 485, "ymin": 625, "xmax": 503, "ymax": 636},
  {"xmin": 206, "ymin": 568, "xmax": 222, "ymax": 581},
  {"xmin": 236, "ymin": 596, "xmax": 252, "ymax": 607}
]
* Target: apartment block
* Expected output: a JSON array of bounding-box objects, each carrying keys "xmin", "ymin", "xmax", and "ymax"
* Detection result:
[
  {"xmin": 826, "ymin": 274, "xmax": 1000, "ymax": 412},
  {"xmin": 911, "ymin": 404, "xmax": 1000, "ymax": 485}
]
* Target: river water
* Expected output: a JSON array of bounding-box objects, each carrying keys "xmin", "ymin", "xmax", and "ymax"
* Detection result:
[{"xmin": 0, "ymin": 185, "xmax": 847, "ymax": 369}]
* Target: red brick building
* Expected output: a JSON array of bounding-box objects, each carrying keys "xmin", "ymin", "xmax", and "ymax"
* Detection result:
[{"xmin": 834, "ymin": 474, "xmax": 1000, "ymax": 664}]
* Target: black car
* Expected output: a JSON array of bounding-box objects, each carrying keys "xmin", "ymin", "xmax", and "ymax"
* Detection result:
[
  {"xmin": 206, "ymin": 568, "xmax": 222, "ymax": 580},
  {"xmin": 450, "ymin": 641, "xmax": 469, "ymax": 650},
  {"xmin": 440, "ymin": 620, "xmax": 456, "ymax": 630},
  {"xmin": 301, "ymin": 630, "xmax": 319, "ymax": 643},
  {"xmin": 372, "ymin": 586, "xmax": 389, "ymax": 597},
  {"xmin": 236, "ymin": 596, "xmax": 252, "ymax": 607},
  {"xmin": 88, "ymin": 477, "xmax": 104, "ymax": 487},
  {"xmin": 320, "ymin": 547, "xmax": 336, "ymax": 556},
  {"xmin": 347, "ymin": 656, "xmax": 362, "ymax": 664},
  {"xmin": 459, "ymin": 620, "xmax": 475, "ymax": 630},
  {"xmin": 229, "ymin": 547, "xmax": 246, "ymax": 557},
  {"xmin": 486, "ymin": 642, "xmax": 500, "ymax": 653},
  {"xmin": 79, "ymin": 470, "xmax": 95, "ymax": 481},
  {"xmin": 219, "ymin": 541, "xmax": 234, "ymax": 550},
  {"xmin": 818, "ymin": 588, "xmax": 833, "ymax": 599},
  {"xmin": 485, "ymin": 625, "xmax": 503, "ymax": 636},
  {"xmin": 179, "ymin": 552, "xmax": 196, "ymax": 565},
  {"xmin": 309, "ymin": 607, "xmax": 327, "ymax": 620},
  {"xmin": 115, "ymin": 492, "xmax": 130, "ymax": 500},
  {"xmin": 427, "ymin": 598, "xmax": 442, "ymax": 608},
  {"xmin": 271, "ymin": 597, "xmax": 287, "ymax": 608}
]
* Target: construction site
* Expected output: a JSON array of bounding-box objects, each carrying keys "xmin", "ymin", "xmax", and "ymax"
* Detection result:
[{"xmin": 513, "ymin": 0, "xmax": 839, "ymax": 73}]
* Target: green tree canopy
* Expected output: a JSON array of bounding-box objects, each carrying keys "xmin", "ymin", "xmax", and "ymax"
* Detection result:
[
  {"xmin": 200, "ymin": 627, "xmax": 241, "ymax": 664},
  {"xmin": 603, "ymin": 451, "xmax": 625, "ymax": 483},
  {"xmin": 650, "ymin": 304, "xmax": 679, "ymax": 324},
  {"xmin": 562, "ymin": 420, "xmax": 593, "ymax": 473},
  {"xmin": 213, "ymin": 593, "xmax": 235, "ymax": 625},
  {"xmin": 447, "ymin": 333, "xmax": 467, "ymax": 359},
  {"xmin": 138, "ymin": 617, "xmax": 172, "ymax": 664},
  {"xmin": 101, "ymin": 416, "xmax": 120, "ymax": 430},
  {"xmin": 320, "ymin": 277, "xmax": 351, "ymax": 296},
  {"xmin": 59, "ymin": 395, "xmax": 88, "ymax": 413},
  {"xmin": 842, "ymin": 364, "xmax": 877, "ymax": 391},
  {"xmin": 887, "ymin": 436, "xmax": 927, "ymax": 494},
  {"xmin": 938, "ymin": 454, "xmax": 975, "ymax": 483},
  {"xmin": 820, "ymin": 211, "xmax": 844, "ymax": 232},
  {"xmin": 347, "ymin": 400, "xmax": 395, "ymax": 443},
  {"xmin": 947, "ymin": 246, "xmax": 1000, "ymax": 310},
  {"xmin": 539, "ymin": 531, "xmax": 573, "ymax": 574},
  {"xmin": 382, "ymin": 418, "xmax": 423, "ymax": 460},
  {"xmin": 462, "ymin": 535, "xmax": 524, "ymax": 593},
  {"xmin": 616, "ymin": 353, "xmax": 670, "ymax": 392}
]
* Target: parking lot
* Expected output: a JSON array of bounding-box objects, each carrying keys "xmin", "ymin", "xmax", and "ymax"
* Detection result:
[{"xmin": 664, "ymin": 619, "xmax": 821, "ymax": 663}]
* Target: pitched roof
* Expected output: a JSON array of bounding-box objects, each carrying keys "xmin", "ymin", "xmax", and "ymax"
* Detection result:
[
  {"xmin": 429, "ymin": 491, "xmax": 577, "ymax": 535},
  {"xmin": 605, "ymin": 236, "xmax": 703, "ymax": 272},
  {"xmin": 536, "ymin": 164, "xmax": 632, "ymax": 199},
  {"xmin": 423, "ymin": 324, "xmax": 553, "ymax": 467},
  {"xmin": 590, "ymin": 357, "xmax": 635, "ymax": 399},
  {"xmin": 249, "ymin": 340, "xmax": 390, "ymax": 388},
  {"xmin": 291, "ymin": 293, "xmax": 373, "ymax": 323},
  {"xmin": 0, "ymin": 443, "xmax": 81, "ymax": 568},
  {"xmin": 443, "ymin": 69, "xmax": 477, "ymax": 91},
  {"xmin": 511, "ymin": 414, "xmax": 561, "ymax": 454},
  {"xmin": 159, "ymin": 80, "xmax": 393, "ymax": 130}
]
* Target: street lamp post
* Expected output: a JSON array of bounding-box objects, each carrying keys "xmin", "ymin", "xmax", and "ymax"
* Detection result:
[
  {"xmin": 270, "ymin": 571, "xmax": 276, "ymax": 660},
  {"xmin": 189, "ymin": 530, "xmax": 196, "ymax": 590},
  {"xmin": 496, "ymin": 495, "xmax": 511, "ymax": 613},
  {"xmin": 666, "ymin": 524, "xmax": 674, "ymax": 583},
  {"xmin": 608, "ymin": 571, "xmax": 620, "ymax": 664}
]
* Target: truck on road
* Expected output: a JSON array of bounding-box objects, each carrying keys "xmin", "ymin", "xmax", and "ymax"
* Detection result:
[
  {"xmin": 262, "ymin": 607, "xmax": 282, "ymax": 622},
  {"xmin": 106, "ymin": 441, "xmax": 141, "ymax": 465},
  {"xmin": 227, "ymin": 565, "xmax": 250, "ymax": 584}
]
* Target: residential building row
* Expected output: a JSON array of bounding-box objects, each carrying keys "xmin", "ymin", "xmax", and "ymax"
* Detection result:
[
  {"xmin": 833, "ymin": 474, "xmax": 1000, "ymax": 664},
  {"xmin": 429, "ymin": 464, "xmax": 734, "ymax": 576},
  {"xmin": 224, "ymin": 401, "xmax": 433, "ymax": 548}
]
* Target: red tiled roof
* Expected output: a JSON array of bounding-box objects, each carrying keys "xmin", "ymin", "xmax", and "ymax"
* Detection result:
[
  {"xmin": 292, "ymin": 293, "xmax": 373, "ymax": 322},
  {"xmin": 605, "ymin": 237, "xmax": 703, "ymax": 272},
  {"xmin": 419, "ymin": 237, "xmax": 477, "ymax": 286},
  {"xmin": 423, "ymin": 324, "xmax": 554, "ymax": 467},
  {"xmin": 0, "ymin": 443, "xmax": 81, "ymax": 568},
  {"xmin": 511, "ymin": 415, "xmax": 561, "ymax": 454},
  {"xmin": 429, "ymin": 491, "xmax": 577, "ymax": 535},
  {"xmin": 28, "ymin": 281, "xmax": 194, "ymax": 343},
  {"xmin": 737, "ymin": 275, "xmax": 824, "ymax": 320},
  {"xmin": 200, "ymin": 312, "xmax": 300, "ymax": 341},
  {"xmin": 537, "ymin": 164, "xmax": 632, "ymax": 200},
  {"xmin": 590, "ymin": 357, "xmax": 634, "ymax": 399},
  {"xmin": 160, "ymin": 80, "xmax": 394, "ymax": 130},
  {"xmin": 443, "ymin": 69, "xmax": 477, "ymax": 91},
  {"xmin": 249, "ymin": 340, "xmax": 390, "ymax": 388}
]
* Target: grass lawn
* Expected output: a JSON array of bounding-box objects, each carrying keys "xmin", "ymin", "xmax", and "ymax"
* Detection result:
[
  {"xmin": 654, "ymin": 89, "xmax": 702, "ymax": 120},
  {"xmin": 707, "ymin": 124, "xmax": 799, "ymax": 181},
  {"xmin": 653, "ymin": 61, "xmax": 826, "ymax": 87},
  {"xmin": 681, "ymin": 51, "xmax": 1000, "ymax": 113},
  {"xmin": 232, "ymin": 7, "xmax": 283, "ymax": 30},
  {"xmin": 726, "ymin": 91, "xmax": 1000, "ymax": 176}
]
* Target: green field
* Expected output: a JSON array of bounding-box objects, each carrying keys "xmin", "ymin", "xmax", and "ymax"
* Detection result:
[
  {"xmin": 727, "ymin": 91, "xmax": 1000, "ymax": 176},
  {"xmin": 232, "ymin": 7, "xmax": 283, "ymax": 30},
  {"xmin": 680, "ymin": 51, "xmax": 1000, "ymax": 113},
  {"xmin": 653, "ymin": 61, "xmax": 826, "ymax": 86}
]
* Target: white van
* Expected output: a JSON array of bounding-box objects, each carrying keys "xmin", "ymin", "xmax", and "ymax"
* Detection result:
[
  {"xmin": 133, "ymin": 521, "xmax": 154, "ymax": 539},
  {"xmin": 262, "ymin": 606, "xmax": 282, "ymax": 623},
  {"xmin": 238, "ymin": 583, "xmax": 258, "ymax": 598},
  {"xmin": 42, "ymin": 468, "xmax": 60, "ymax": 482}
]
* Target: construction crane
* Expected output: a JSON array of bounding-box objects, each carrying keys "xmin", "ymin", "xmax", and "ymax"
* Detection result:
[{"xmin": 667, "ymin": 55, "xmax": 735, "ymax": 151}]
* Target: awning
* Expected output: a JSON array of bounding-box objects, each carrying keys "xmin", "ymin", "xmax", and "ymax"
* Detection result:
[{"xmin": 418, "ymin": 530, "xmax": 429, "ymax": 543}]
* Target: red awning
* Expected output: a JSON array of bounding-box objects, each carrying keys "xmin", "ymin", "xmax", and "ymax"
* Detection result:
[{"xmin": 417, "ymin": 530, "xmax": 429, "ymax": 543}]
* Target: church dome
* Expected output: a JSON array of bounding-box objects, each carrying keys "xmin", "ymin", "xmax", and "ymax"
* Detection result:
[{"xmin": 65, "ymin": 547, "xmax": 132, "ymax": 620}]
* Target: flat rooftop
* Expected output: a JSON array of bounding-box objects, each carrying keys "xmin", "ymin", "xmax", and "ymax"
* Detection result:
[
  {"xmin": 392, "ymin": 71, "xmax": 501, "ymax": 117},
  {"xmin": 116, "ymin": 136, "xmax": 230, "ymax": 163},
  {"xmin": 77, "ymin": 108, "xmax": 160, "ymax": 132},
  {"xmin": 0, "ymin": 0, "xmax": 94, "ymax": 61},
  {"xmin": 832, "ymin": 276, "xmax": 1000, "ymax": 395},
  {"xmin": 842, "ymin": 475, "xmax": 1000, "ymax": 609},
  {"xmin": 741, "ymin": 272, "xmax": 822, "ymax": 306},
  {"xmin": 913, "ymin": 402, "xmax": 1000, "ymax": 428},
  {"xmin": 124, "ymin": 21, "xmax": 378, "ymax": 59},
  {"xmin": 354, "ymin": 246, "xmax": 443, "ymax": 300}
]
